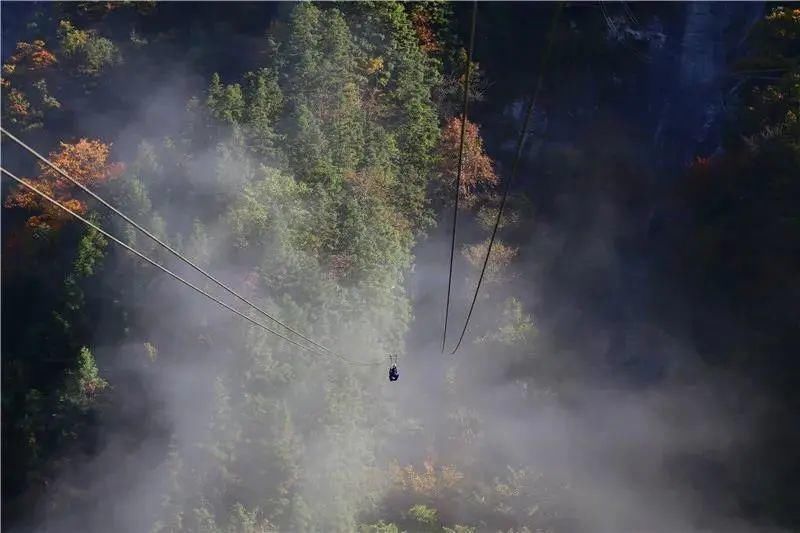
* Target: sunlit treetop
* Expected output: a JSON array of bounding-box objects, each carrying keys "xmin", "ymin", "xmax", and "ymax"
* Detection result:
[
  {"xmin": 411, "ymin": 8, "xmax": 441, "ymax": 55},
  {"xmin": 1, "ymin": 40, "xmax": 60, "ymax": 129},
  {"xmin": 765, "ymin": 6, "xmax": 800, "ymax": 40},
  {"xmin": 5, "ymin": 138, "xmax": 124, "ymax": 230},
  {"xmin": 462, "ymin": 239, "xmax": 519, "ymax": 284},
  {"xmin": 4, "ymin": 40, "xmax": 58, "ymax": 72},
  {"xmin": 438, "ymin": 116, "xmax": 498, "ymax": 206}
]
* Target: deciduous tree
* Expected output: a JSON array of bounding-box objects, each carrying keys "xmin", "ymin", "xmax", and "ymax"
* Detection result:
[
  {"xmin": 4, "ymin": 138, "xmax": 123, "ymax": 229},
  {"xmin": 437, "ymin": 117, "xmax": 498, "ymax": 206}
]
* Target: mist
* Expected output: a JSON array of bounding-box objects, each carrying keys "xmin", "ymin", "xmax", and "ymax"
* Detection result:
[{"xmin": 3, "ymin": 2, "xmax": 798, "ymax": 533}]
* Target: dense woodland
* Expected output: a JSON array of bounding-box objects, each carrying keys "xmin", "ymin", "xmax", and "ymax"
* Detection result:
[{"xmin": 1, "ymin": 2, "xmax": 799, "ymax": 532}]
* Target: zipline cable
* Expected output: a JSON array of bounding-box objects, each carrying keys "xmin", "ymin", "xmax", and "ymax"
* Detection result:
[
  {"xmin": 623, "ymin": 2, "xmax": 639, "ymax": 26},
  {"xmin": 447, "ymin": 2, "xmax": 563, "ymax": 355},
  {"xmin": 599, "ymin": 0, "xmax": 652, "ymax": 65},
  {"xmin": 1, "ymin": 167, "xmax": 383, "ymax": 367},
  {"xmin": 1, "ymin": 167, "xmax": 323, "ymax": 355},
  {"xmin": 442, "ymin": 0, "xmax": 478, "ymax": 353},
  {"xmin": 1, "ymin": 127, "xmax": 333, "ymax": 357}
]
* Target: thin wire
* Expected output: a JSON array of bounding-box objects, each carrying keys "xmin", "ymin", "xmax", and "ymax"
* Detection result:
[
  {"xmin": 0, "ymin": 127, "xmax": 335, "ymax": 355},
  {"xmin": 1, "ymin": 167, "xmax": 323, "ymax": 354},
  {"xmin": 442, "ymin": 0, "xmax": 478, "ymax": 353},
  {"xmin": 623, "ymin": 2, "xmax": 639, "ymax": 26},
  {"xmin": 600, "ymin": 0, "xmax": 652, "ymax": 65},
  {"xmin": 448, "ymin": 2, "xmax": 563, "ymax": 355},
  {"xmin": 1, "ymin": 167, "xmax": 382, "ymax": 367}
]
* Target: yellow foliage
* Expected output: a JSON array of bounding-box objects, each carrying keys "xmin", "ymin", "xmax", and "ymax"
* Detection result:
[
  {"xmin": 58, "ymin": 20, "xmax": 90, "ymax": 55},
  {"xmin": 144, "ymin": 342, "xmax": 158, "ymax": 362},
  {"xmin": 365, "ymin": 56, "xmax": 384, "ymax": 75}
]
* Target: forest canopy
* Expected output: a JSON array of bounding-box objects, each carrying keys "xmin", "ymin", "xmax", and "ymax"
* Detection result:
[{"xmin": 2, "ymin": 2, "xmax": 799, "ymax": 533}]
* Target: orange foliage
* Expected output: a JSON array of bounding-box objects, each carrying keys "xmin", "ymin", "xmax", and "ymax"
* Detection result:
[
  {"xmin": 40, "ymin": 139, "xmax": 123, "ymax": 184},
  {"xmin": 6, "ymin": 40, "xmax": 57, "ymax": 72},
  {"xmin": 5, "ymin": 139, "xmax": 123, "ymax": 229},
  {"xmin": 7, "ymin": 89, "xmax": 31, "ymax": 117},
  {"xmin": 438, "ymin": 117, "xmax": 498, "ymax": 205},
  {"xmin": 411, "ymin": 10, "xmax": 440, "ymax": 54},
  {"xmin": 3, "ymin": 40, "xmax": 57, "ymax": 126},
  {"xmin": 31, "ymin": 49, "xmax": 58, "ymax": 70},
  {"xmin": 391, "ymin": 458, "xmax": 464, "ymax": 498}
]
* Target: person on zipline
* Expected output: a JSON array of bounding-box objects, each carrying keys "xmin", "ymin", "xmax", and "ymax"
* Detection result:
[{"xmin": 388, "ymin": 354, "xmax": 399, "ymax": 381}]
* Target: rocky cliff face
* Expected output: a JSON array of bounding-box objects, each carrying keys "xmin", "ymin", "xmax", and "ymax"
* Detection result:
[
  {"xmin": 475, "ymin": 3, "xmax": 769, "ymax": 386},
  {"xmin": 488, "ymin": 2, "xmax": 766, "ymax": 174},
  {"xmin": 680, "ymin": 2, "xmax": 722, "ymax": 88},
  {"xmin": 656, "ymin": 1, "xmax": 765, "ymax": 166}
]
